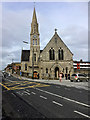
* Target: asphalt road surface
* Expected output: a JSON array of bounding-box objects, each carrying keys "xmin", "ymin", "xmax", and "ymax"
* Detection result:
[{"xmin": 1, "ymin": 72, "xmax": 90, "ymax": 119}]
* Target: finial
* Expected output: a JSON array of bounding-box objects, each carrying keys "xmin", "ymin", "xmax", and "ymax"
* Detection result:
[
  {"xmin": 55, "ymin": 28, "xmax": 57, "ymax": 33},
  {"xmin": 34, "ymin": 1, "xmax": 35, "ymax": 8}
]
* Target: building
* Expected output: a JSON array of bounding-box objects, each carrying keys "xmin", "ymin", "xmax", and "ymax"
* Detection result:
[
  {"xmin": 5, "ymin": 62, "xmax": 21, "ymax": 74},
  {"xmin": 73, "ymin": 60, "xmax": 90, "ymax": 74},
  {"xmin": 21, "ymin": 7, "xmax": 74, "ymax": 79}
]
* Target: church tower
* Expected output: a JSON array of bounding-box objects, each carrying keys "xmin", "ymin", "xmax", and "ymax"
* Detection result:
[{"xmin": 29, "ymin": 7, "xmax": 40, "ymax": 68}]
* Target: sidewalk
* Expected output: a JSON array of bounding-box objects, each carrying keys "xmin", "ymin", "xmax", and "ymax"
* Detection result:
[{"xmin": 12, "ymin": 74, "xmax": 89, "ymax": 90}]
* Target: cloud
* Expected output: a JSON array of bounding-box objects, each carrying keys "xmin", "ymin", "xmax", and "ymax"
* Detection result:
[{"xmin": 1, "ymin": 2, "xmax": 88, "ymax": 70}]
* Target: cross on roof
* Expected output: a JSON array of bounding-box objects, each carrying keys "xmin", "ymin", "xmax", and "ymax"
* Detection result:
[{"xmin": 55, "ymin": 28, "xmax": 57, "ymax": 33}]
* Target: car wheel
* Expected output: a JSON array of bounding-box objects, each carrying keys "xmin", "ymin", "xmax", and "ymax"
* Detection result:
[
  {"xmin": 86, "ymin": 79, "xmax": 88, "ymax": 82},
  {"xmin": 77, "ymin": 79, "xmax": 80, "ymax": 82}
]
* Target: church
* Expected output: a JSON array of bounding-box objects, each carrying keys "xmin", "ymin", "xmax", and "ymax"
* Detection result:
[{"xmin": 21, "ymin": 7, "xmax": 74, "ymax": 79}]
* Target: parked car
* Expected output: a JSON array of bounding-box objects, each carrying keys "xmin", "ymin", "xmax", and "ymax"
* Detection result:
[
  {"xmin": 86, "ymin": 74, "xmax": 90, "ymax": 81},
  {"xmin": 70, "ymin": 73, "xmax": 88, "ymax": 82}
]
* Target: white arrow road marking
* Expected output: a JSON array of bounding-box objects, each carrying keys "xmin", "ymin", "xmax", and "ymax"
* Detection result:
[
  {"xmin": 74, "ymin": 110, "xmax": 90, "ymax": 118},
  {"xmin": 52, "ymin": 101, "xmax": 63, "ymax": 106}
]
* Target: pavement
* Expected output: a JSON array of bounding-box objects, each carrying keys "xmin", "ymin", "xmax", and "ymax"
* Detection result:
[{"xmin": 12, "ymin": 74, "xmax": 89, "ymax": 90}]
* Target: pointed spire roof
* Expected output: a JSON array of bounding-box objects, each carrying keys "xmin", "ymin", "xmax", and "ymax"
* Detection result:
[{"xmin": 32, "ymin": 7, "xmax": 37, "ymax": 23}]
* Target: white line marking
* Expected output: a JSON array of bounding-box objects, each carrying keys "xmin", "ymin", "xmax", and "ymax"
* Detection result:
[
  {"xmin": 11, "ymin": 93, "xmax": 16, "ymax": 97},
  {"xmin": 40, "ymin": 95, "xmax": 47, "ymax": 100},
  {"xmin": 79, "ymin": 91, "xmax": 82, "ymax": 93},
  {"xmin": 24, "ymin": 91, "xmax": 30, "ymax": 95},
  {"xmin": 52, "ymin": 101, "xmax": 63, "ymax": 106},
  {"xmin": 26, "ymin": 89, "xmax": 30, "ymax": 92},
  {"xmin": 74, "ymin": 110, "xmax": 90, "ymax": 118},
  {"xmin": 65, "ymin": 88, "xmax": 70, "ymax": 90},
  {"xmin": 56, "ymin": 86, "xmax": 60, "ymax": 88},
  {"xmin": 6, "ymin": 78, "xmax": 15, "ymax": 82},
  {"xmin": 34, "ymin": 88, "xmax": 90, "ymax": 108},
  {"xmin": 31, "ymin": 92, "xmax": 36, "ymax": 95}
]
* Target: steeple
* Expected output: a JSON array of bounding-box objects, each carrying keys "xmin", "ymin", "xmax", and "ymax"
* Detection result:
[
  {"xmin": 30, "ymin": 7, "xmax": 39, "ymax": 35},
  {"xmin": 32, "ymin": 7, "xmax": 37, "ymax": 23}
]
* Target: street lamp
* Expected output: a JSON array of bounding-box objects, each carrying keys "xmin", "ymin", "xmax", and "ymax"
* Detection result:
[{"xmin": 23, "ymin": 41, "xmax": 34, "ymax": 79}]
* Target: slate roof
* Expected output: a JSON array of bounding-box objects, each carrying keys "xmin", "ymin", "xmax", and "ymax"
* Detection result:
[
  {"xmin": 21, "ymin": 50, "xmax": 43, "ymax": 62},
  {"xmin": 21, "ymin": 50, "xmax": 30, "ymax": 62}
]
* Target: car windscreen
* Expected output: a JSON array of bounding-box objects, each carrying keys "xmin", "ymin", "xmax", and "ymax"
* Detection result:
[
  {"xmin": 72, "ymin": 74, "xmax": 77, "ymax": 76},
  {"xmin": 78, "ymin": 74, "xmax": 86, "ymax": 77}
]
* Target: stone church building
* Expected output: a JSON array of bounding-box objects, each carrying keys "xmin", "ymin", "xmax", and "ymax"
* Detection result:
[{"xmin": 21, "ymin": 7, "xmax": 74, "ymax": 79}]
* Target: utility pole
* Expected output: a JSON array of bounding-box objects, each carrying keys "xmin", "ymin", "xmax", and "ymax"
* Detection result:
[
  {"xmin": 32, "ymin": 48, "xmax": 34, "ymax": 79},
  {"xmin": 12, "ymin": 58, "xmax": 14, "ymax": 74}
]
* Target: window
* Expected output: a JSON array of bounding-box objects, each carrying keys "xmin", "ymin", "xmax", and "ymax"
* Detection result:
[
  {"xmin": 61, "ymin": 49, "xmax": 64, "ymax": 60},
  {"xmin": 34, "ymin": 54, "xmax": 36, "ymax": 61},
  {"xmin": 46, "ymin": 68, "xmax": 48, "ymax": 73},
  {"xmin": 33, "ymin": 39, "xmax": 34, "ymax": 45},
  {"xmin": 72, "ymin": 74, "xmax": 77, "ymax": 76},
  {"xmin": 36, "ymin": 39, "xmax": 37, "ymax": 45},
  {"xmin": 49, "ymin": 48, "xmax": 55, "ymax": 60},
  {"xmin": 55, "ymin": 37, "xmax": 57, "ymax": 43},
  {"xmin": 66, "ymin": 67, "xmax": 68, "ymax": 73},
  {"xmin": 25, "ymin": 64, "xmax": 27, "ymax": 71},
  {"xmin": 58, "ymin": 48, "xmax": 64, "ymax": 60}
]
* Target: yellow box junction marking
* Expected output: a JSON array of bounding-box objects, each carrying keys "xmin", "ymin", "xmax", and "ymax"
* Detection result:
[
  {"xmin": 0, "ymin": 83, "xmax": 10, "ymax": 90},
  {"xmin": 1, "ymin": 80, "xmax": 50, "ymax": 91}
]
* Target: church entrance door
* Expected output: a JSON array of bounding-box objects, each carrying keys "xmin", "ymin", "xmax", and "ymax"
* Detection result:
[{"xmin": 55, "ymin": 67, "xmax": 59, "ymax": 79}]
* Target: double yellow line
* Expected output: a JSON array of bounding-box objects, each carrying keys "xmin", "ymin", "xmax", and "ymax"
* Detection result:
[{"xmin": 0, "ymin": 83, "xmax": 10, "ymax": 90}]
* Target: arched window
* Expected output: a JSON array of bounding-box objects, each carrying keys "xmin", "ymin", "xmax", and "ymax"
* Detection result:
[
  {"xmin": 36, "ymin": 39, "xmax": 37, "ymax": 45},
  {"xmin": 61, "ymin": 49, "xmax": 64, "ymax": 60},
  {"xmin": 58, "ymin": 48, "xmax": 64, "ymax": 60},
  {"xmin": 46, "ymin": 68, "xmax": 48, "ymax": 73},
  {"xmin": 58, "ymin": 49, "xmax": 61, "ymax": 60},
  {"xmin": 34, "ymin": 54, "xmax": 36, "ymax": 61},
  {"xmin": 25, "ymin": 64, "xmax": 27, "ymax": 71},
  {"xmin": 33, "ymin": 39, "xmax": 34, "ymax": 45},
  {"xmin": 66, "ymin": 67, "xmax": 68, "ymax": 73},
  {"xmin": 49, "ymin": 48, "xmax": 55, "ymax": 60}
]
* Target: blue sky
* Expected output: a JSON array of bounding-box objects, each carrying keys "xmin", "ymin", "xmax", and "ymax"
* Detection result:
[{"xmin": 1, "ymin": 2, "xmax": 88, "ymax": 70}]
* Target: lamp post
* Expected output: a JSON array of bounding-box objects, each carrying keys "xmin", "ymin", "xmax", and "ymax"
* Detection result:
[{"xmin": 23, "ymin": 41, "xmax": 34, "ymax": 79}]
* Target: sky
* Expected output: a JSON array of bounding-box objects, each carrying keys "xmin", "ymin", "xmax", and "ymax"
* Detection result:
[{"xmin": 0, "ymin": 2, "xmax": 88, "ymax": 70}]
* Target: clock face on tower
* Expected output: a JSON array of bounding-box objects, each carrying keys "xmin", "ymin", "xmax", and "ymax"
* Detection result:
[{"xmin": 33, "ymin": 35, "xmax": 37, "ymax": 38}]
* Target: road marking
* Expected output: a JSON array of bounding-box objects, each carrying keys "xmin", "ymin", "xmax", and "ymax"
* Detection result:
[
  {"xmin": 52, "ymin": 101, "xmax": 63, "ymax": 106},
  {"xmin": 56, "ymin": 86, "xmax": 60, "ymax": 88},
  {"xmin": 31, "ymin": 92, "xmax": 36, "ymax": 95},
  {"xmin": 65, "ymin": 88, "xmax": 70, "ymax": 90},
  {"xmin": 74, "ymin": 110, "xmax": 90, "ymax": 118},
  {"xmin": 40, "ymin": 95, "xmax": 47, "ymax": 100},
  {"xmin": 79, "ymin": 91, "xmax": 82, "ymax": 93},
  {"xmin": 0, "ymin": 83, "xmax": 10, "ymax": 90},
  {"xmin": 24, "ymin": 91, "xmax": 30, "ymax": 95},
  {"xmin": 34, "ymin": 88, "xmax": 90, "ymax": 108},
  {"xmin": 11, "ymin": 93, "xmax": 16, "ymax": 97},
  {"xmin": 26, "ymin": 89, "xmax": 30, "ymax": 92}
]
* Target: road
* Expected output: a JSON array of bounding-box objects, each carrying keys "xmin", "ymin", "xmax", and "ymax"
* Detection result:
[{"xmin": 1, "ymin": 72, "xmax": 90, "ymax": 119}]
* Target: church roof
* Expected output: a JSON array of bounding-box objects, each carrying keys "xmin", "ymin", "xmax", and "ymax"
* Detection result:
[
  {"xmin": 21, "ymin": 50, "xmax": 43, "ymax": 62},
  {"xmin": 41, "ymin": 31, "xmax": 73, "ymax": 55},
  {"xmin": 21, "ymin": 50, "xmax": 30, "ymax": 62}
]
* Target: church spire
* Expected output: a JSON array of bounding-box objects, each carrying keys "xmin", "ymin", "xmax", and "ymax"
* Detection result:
[
  {"xmin": 32, "ymin": 7, "xmax": 37, "ymax": 23},
  {"xmin": 30, "ymin": 7, "xmax": 39, "ymax": 35}
]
